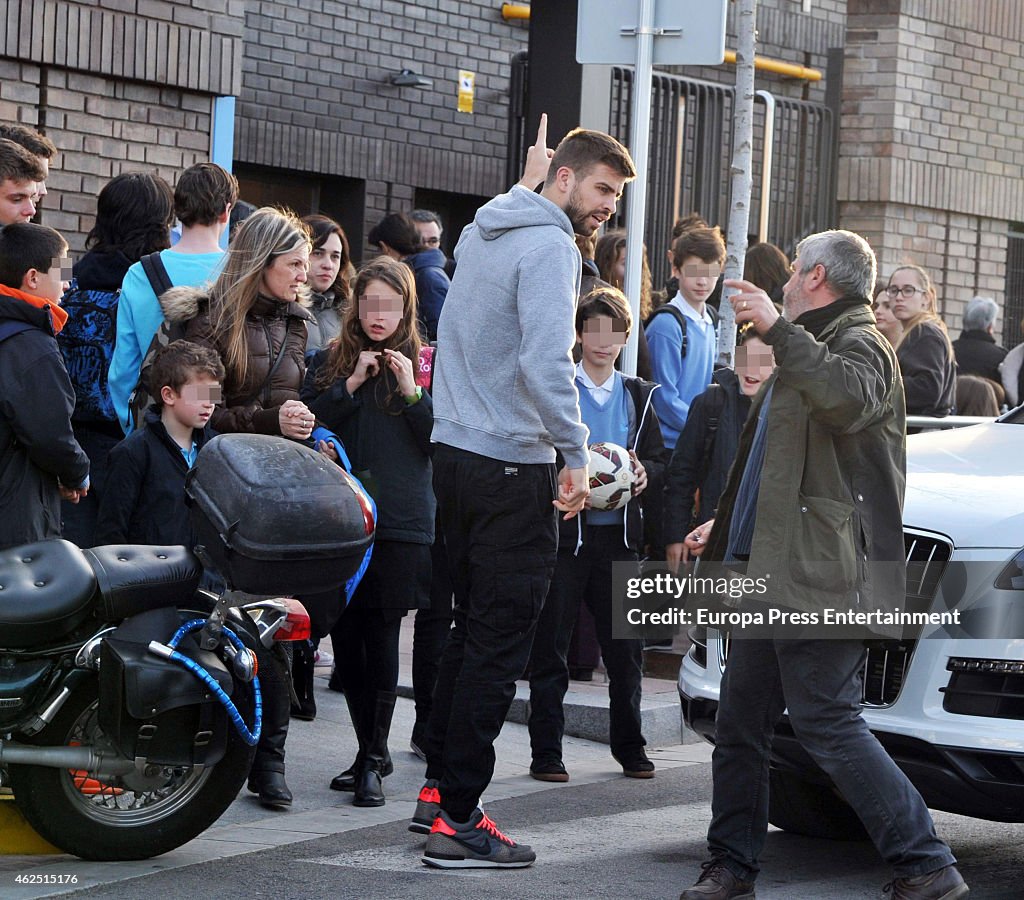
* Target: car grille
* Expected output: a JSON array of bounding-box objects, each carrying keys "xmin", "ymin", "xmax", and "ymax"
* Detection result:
[
  {"xmin": 859, "ymin": 531, "xmax": 953, "ymax": 707},
  {"xmin": 943, "ymin": 658, "xmax": 1024, "ymax": 720},
  {"xmin": 717, "ymin": 530, "xmax": 953, "ymax": 708}
]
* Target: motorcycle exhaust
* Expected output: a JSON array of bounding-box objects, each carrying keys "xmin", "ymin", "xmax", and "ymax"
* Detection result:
[{"xmin": 0, "ymin": 741, "xmax": 137, "ymax": 777}]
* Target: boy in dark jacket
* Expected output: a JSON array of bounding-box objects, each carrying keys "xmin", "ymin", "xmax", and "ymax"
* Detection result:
[
  {"xmin": 96, "ymin": 341, "xmax": 222, "ymax": 545},
  {"xmin": 526, "ymin": 287, "xmax": 667, "ymax": 782},
  {"xmin": 663, "ymin": 324, "xmax": 776, "ymax": 572},
  {"xmin": 0, "ymin": 222, "xmax": 89, "ymax": 549}
]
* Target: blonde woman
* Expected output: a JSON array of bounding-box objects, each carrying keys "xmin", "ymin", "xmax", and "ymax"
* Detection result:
[
  {"xmin": 887, "ymin": 265, "xmax": 956, "ymax": 417},
  {"xmin": 177, "ymin": 206, "xmax": 315, "ymax": 810},
  {"xmin": 183, "ymin": 206, "xmax": 314, "ymax": 438}
]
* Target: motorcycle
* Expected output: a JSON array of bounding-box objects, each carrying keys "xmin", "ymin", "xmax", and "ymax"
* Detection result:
[
  {"xmin": 0, "ymin": 433, "xmax": 375, "ymax": 861},
  {"xmin": 0, "ymin": 540, "xmax": 309, "ymax": 860}
]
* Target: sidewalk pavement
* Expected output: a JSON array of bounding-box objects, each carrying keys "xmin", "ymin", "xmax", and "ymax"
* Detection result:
[
  {"xmin": 0, "ymin": 615, "xmax": 708, "ymax": 898},
  {"xmin": 392, "ymin": 614, "xmax": 695, "ymax": 748}
]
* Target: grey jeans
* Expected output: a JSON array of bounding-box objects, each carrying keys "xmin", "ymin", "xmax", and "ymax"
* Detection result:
[{"xmin": 708, "ymin": 632, "xmax": 955, "ymax": 881}]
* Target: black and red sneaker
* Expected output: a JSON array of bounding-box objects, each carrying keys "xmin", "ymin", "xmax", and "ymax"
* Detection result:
[
  {"xmin": 422, "ymin": 809, "xmax": 536, "ymax": 869},
  {"xmin": 409, "ymin": 779, "xmax": 441, "ymax": 834}
]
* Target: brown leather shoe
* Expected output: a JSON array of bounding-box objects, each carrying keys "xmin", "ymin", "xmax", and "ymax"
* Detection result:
[
  {"xmin": 884, "ymin": 864, "xmax": 968, "ymax": 900},
  {"xmin": 679, "ymin": 859, "xmax": 755, "ymax": 899}
]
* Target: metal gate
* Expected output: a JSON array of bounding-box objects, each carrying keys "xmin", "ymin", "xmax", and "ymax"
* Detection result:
[
  {"xmin": 505, "ymin": 59, "xmax": 838, "ymax": 290},
  {"xmin": 607, "ymin": 68, "xmax": 837, "ymax": 288}
]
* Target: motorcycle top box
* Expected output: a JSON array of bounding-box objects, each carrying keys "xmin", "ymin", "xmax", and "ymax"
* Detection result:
[{"xmin": 186, "ymin": 434, "xmax": 375, "ymax": 595}]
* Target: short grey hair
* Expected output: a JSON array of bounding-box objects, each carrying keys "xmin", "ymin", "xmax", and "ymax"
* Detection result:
[
  {"xmin": 794, "ymin": 229, "xmax": 876, "ymax": 300},
  {"xmin": 410, "ymin": 208, "xmax": 442, "ymax": 229},
  {"xmin": 963, "ymin": 295, "xmax": 998, "ymax": 331}
]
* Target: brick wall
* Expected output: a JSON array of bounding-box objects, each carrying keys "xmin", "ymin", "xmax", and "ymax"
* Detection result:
[
  {"xmin": 668, "ymin": 0, "xmax": 847, "ymax": 103},
  {"xmin": 0, "ymin": 0, "xmax": 243, "ymax": 251},
  {"xmin": 841, "ymin": 0, "xmax": 1024, "ymax": 338},
  {"xmin": 234, "ymin": 0, "xmax": 530, "ymax": 251}
]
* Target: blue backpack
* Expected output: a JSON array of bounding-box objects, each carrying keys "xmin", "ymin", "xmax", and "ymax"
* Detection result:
[{"xmin": 57, "ymin": 277, "xmax": 119, "ymax": 423}]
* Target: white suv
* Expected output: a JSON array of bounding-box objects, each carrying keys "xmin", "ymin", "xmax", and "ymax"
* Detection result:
[{"xmin": 677, "ymin": 408, "xmax": 1024, "ymax": 838}]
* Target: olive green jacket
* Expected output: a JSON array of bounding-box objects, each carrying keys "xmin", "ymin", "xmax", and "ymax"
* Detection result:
[{"xmin": 702, "ymin": 301, "xmax": 907, "ymax": 625}]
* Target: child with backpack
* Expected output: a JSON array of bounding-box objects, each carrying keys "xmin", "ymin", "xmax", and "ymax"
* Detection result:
[
  {"xmin": 301, "ymin": 255, "xmax": 435, "ymax": 809},
  {"xmin": 0, "ymin": 223, "xmax": 90, "ymax": 549},
  {"xmin": 643, "ymin": 226, "xmax": 725, "ymax": 560},
  {"xmin": 57, "ymin": 172, "xmax": 176, "ymax": 546},
  {"xmin": 525, "ymin": 286, "xmax": 667, "ymax": 784},
  {"xmin": 663, "ymin": 324, "xmax": 776, "ymax": 572}
]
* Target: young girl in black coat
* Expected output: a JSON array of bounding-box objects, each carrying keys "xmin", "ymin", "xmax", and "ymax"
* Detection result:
[{"xmin": 301, "ymin": 256, "xmax": 434, "ymax": 807}]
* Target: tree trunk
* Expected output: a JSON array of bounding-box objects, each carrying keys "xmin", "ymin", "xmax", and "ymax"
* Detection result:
[{"xmin": 717, "ymin": 0, "xmax": 758, "ymax": 367}]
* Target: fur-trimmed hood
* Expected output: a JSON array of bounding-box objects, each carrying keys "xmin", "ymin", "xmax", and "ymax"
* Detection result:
[{"xmin": 159, "ymin": 285, "xmax": 312, "ymax": 325}]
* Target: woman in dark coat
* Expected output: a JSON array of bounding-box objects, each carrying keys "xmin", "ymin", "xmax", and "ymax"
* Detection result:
[{"xmin": 887, "ymin": 264, "xmax": 956, "ymax": 418}]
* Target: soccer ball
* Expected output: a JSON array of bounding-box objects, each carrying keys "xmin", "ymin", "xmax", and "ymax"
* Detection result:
[{"xmin": 587, "ymin": 442, "xmax": 635, "ymax": 511}]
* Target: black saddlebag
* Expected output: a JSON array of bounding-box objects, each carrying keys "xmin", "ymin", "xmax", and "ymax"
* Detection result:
[
  {"xmin": 98, "ymin": 607, "xmax": 236, "ymax": 768},
  {"xmin": 185, "ymin": 434, "xmax": 374, "ymax": 594}
]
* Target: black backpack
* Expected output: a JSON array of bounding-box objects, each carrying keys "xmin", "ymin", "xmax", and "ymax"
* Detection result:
[
  {"xmin": 128, "ymin": 253, "xmax": 187, "ymax": 430},
  {"xmin": 646, "ymin": 302, "xmax": 719, "ymax": 359},
  {"xmin": 57, "ymin": 278, "xmax": 120, "ymax": 423}
]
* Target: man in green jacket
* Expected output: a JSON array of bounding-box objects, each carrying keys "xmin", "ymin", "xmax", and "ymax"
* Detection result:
[{"xmin": 679, "ymin": 230, "xmax": 967, "ymax": 900}]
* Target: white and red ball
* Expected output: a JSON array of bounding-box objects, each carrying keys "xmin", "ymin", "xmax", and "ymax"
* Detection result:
[{"xmin": 587, "ymin": 441, "xmax": 635, "ymax": 511}]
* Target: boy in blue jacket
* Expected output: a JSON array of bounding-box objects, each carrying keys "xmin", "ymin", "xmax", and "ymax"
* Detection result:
[{"xmin": 527, "ymin": 286, "xmax": 668, "ymax": 782}]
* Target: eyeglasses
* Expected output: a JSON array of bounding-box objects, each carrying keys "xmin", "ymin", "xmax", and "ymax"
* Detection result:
[
  {"xmin": 422, "ymin": 237, "xmax": 441, "ymax": 247},
  {"xmin": 885, "ymin": 284, "xmax": 926, "ymax": 299}
]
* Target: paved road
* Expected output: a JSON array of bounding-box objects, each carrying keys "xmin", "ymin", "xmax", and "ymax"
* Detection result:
[
  {"xmin": 1, "ymin": 679, "xmax": 1021, "ymax": 899},
  {"xmin": 1, "ymin": 627, "xmax": 1021, "ymax": 900}
]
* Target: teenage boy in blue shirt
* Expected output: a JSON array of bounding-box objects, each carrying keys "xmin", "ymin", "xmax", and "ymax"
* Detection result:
[{"xmin": 646, "ymin": 225, "xmax": 726, "ymax": 450}]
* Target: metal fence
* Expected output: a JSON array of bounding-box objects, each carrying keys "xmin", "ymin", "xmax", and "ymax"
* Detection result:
[
  {"xmin": 606, "ymin": 68, "xmax": 837, "ymax": 289},
  {"xmin": 505, "ymin": 62, "xmax": 838, "ymax": 291}
]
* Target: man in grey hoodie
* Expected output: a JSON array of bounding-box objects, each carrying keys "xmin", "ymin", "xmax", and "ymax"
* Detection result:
[{"xmin": 417, "ymin": 119, "xmax": 636, "ymax": 869}]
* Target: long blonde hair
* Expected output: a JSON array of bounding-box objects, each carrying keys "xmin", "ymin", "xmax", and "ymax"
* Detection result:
[
  {"xmin": 206, "ymin": 207, "xmax": 311, "ymax": 386},
  {"xmin": 315, "ymin": 257, "xmax": 422, "ymax": 409},
  {"xmin": 889, "ymin": 265, "xmax": 954, "ymax": 356}
]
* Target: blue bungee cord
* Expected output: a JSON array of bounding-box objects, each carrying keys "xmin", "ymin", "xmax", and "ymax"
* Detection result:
[{"xmin": 148, "ymin": 619, "xmax": 262, "ymax": 746}]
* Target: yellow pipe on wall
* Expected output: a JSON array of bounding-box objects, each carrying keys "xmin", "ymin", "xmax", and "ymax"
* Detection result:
[
  {"xmin": 497, "ymin": 5, "xmax": 822, "ymax": 81},
  {"xmin": 723, "ymin": 50, "xmax": 822, "ymax": 82},
  {"xmin": 501, "ymin": 3, "xmax": 530, "ymax": 20}
]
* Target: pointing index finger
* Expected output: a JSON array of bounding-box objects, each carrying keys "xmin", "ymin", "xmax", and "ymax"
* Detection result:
[
  {"xmin": 536, "ymin": 113, "xmax": 547, "ymax": 149},
  {"xmin": 723, "ymin": 278, "xmax": 759, "ymax": 294}
]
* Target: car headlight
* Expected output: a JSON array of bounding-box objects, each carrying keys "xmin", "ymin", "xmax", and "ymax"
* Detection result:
[{"xmin": 994, "ymin": 549, "xmax": 1024, "ymax": 590}]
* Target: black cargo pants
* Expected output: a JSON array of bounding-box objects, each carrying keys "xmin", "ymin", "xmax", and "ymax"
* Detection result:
[{"xmin": 423, "ymin": 443, "xmax": 558, "ymax": 821}]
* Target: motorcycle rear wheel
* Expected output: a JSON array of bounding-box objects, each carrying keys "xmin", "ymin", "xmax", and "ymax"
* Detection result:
[{"xmin": 8, "ymin": 673, "xmax": 257, "ymax": 860}]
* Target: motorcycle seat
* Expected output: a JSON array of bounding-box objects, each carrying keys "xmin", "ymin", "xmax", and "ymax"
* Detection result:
[
  {"xmin": 83, "ymin": 545, "xmax": 202, "ymax": 621},
  {"xmin": 0, "ymin": 539, "xmax": 98, "ymax": 648}
]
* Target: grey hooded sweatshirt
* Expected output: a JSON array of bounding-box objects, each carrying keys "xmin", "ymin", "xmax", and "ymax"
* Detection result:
[{"xmin": 431, "ymin": 186, "xmax": 590, "ymax": 469}]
